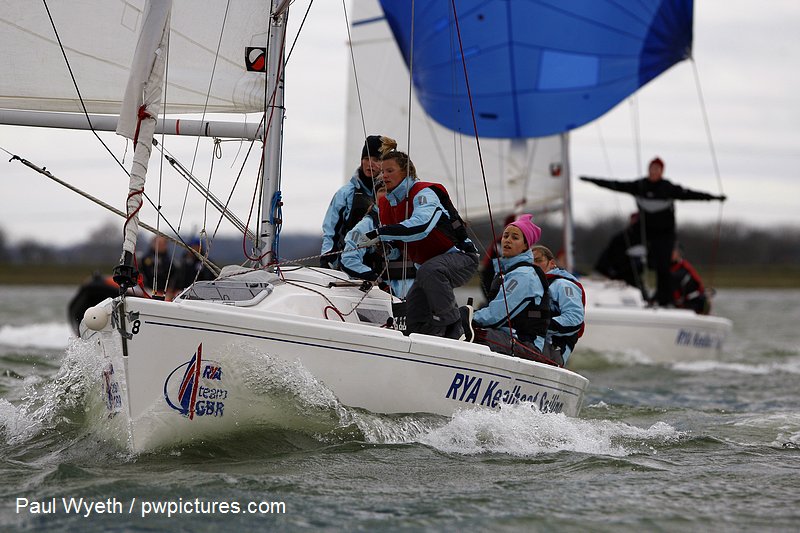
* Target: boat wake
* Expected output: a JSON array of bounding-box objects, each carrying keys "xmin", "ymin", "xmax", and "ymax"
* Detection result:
[
  {"xmin": 0, "ymin": 322, "xmax": 72, "ymax": 351},
  {"xmin": 2, "ymin": 338, "xmax": 675, "ymax": 459},
  {"xmin": 0, "ymin": 337, "xmax": 115, "ymax": 448},
  {"xmin": 411, "ymin": 404, "xmax": 680, "ymax": 457},
  {"xmin": 672, "ymin": 358, "xmax": 800, "ymax": 376}
]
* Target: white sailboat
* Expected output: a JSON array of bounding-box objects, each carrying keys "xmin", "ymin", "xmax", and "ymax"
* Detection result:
[
  {"xmin": 346, "ymin": 0, "xmax": 732, "ymax": 364},
  {"xmin": 1, "ymin": 1, "xmax": 588, "ymax": 452}
]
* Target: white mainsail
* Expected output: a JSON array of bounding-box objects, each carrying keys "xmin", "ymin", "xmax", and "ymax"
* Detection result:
[
  {"xmin": 0, "ymin": 0, "xmax": 267, "ymax": 115},
  {"xmin": 344, "ymin": 0, "xmax": 565, "ymax": 226},
  {"xmin": 1, "ymin": 0, "xmax": 273, "ymax": 269}
]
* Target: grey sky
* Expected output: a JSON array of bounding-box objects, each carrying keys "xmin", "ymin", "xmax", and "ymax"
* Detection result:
[{"xmin": 1, "ymin": 0, "xmax": 798, "ymax": 247}]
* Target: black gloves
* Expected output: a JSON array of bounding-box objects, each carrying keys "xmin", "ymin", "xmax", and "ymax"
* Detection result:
[
  {"xmin": 320, "ymin": 253, "xmax": 335, "ymax": 269},
  {"xmin": 359, "ymin": 278, "xmax": 391, "ymax": 293}
]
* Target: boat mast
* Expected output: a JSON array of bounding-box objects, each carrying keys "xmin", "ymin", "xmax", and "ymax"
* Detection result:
[
  {"xmin": 560, "ymin": 132, "xmax": 575, "ymax": 272},
  {"xmin": 257, "ymin": 0, "xmax": 289, "ymax": 266}
]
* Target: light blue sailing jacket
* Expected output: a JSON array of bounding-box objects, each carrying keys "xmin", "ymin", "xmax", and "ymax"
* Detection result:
[
  {"xmin": 320, "ymin": 169, "xmax": 375, "ymax": 261},
  {"xmin": 378, "ymin": 176, "xmax": 475, "ymax": 264},
  {"xmin": 545, "ymin": 267, "xmax": 585, "ymax": 364},
  {"xmin": 341, "ymin": 209, "xmax": 414, "ymax": 298},
  {"xmin": 473, "ymin": 250, "xmax": 546, "ymax": 350}
]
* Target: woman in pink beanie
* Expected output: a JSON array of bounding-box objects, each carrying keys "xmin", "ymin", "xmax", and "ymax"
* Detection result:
[
  {"xmin": 465, "ymin": 214, "xmax": 554, "ymax": 362},
  {"xmin": 508, "ymin": 214, "xmax": 541, "ymax": 248}
]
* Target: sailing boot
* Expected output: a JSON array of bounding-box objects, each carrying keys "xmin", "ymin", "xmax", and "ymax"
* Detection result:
[
  {"xmin": 459, "ymin": 305, "xmax": 474, "ymax": 343},
  {"xmin": 444, "ymin": 319, "xmax": 465, "ymax": 341}
]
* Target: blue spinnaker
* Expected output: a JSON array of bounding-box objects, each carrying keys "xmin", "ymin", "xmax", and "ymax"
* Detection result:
[{"xmin": 378, "ymin": 0, "xmax": 693, "ymax": 138}]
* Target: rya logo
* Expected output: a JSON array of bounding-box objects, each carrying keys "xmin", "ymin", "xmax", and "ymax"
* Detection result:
[{"xmin": 163, "ymin": 344, "xmax": 226, "ymax": 419}]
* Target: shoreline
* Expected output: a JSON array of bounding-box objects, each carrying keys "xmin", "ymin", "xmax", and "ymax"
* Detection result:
[{"xmin": 1, "ymin": 263, "xmax": 798, "ymax": 288}]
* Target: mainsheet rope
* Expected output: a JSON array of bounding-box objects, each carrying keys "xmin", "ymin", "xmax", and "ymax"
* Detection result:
[
  {"xmin": 341, "ymin": 0, "xmax": 407, "ymax": 298},
  {"xmin": 448, "ymin": 0, "xmax": 517, "ymax": 345}
]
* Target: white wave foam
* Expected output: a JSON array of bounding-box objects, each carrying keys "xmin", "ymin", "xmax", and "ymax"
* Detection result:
[
  {"xmin": 672, "ymin": 358, "xmax": 800, "ymax": 375},
  {"xmin": 0, "ymin": 338, "xmax": 106, "ymax": 445},
  {"xmin": 221, "ymin": 345, "xmax": 684, "ymax": 456},
  {"xmin": 414, "ymin": 404, "xmax": 681, "ymax": 457},
  {"xmin": 0, "ymin": 322, "xmax": 72, "ymax": 350},
  {"xmin": 338, "ymin": 401, "xmax": 681, "ymax": 457}
]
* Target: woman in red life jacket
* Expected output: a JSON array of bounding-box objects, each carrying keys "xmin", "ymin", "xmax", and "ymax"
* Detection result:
[{"xmin": 359, "ymin": 149, "xmax": 479, "ymax": 339}]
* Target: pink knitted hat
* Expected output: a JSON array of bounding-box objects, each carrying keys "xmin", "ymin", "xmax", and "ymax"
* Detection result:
[{"xmin": 508, "ymin": 214, "xmax": 541, "ymax": 247}]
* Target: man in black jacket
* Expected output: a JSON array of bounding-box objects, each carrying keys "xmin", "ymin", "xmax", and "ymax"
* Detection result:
[{"xmin": 580, "ymin": 157, "xmax": 726, "ymax": 306}]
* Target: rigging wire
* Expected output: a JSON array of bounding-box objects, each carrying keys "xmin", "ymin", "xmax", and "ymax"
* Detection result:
[
  {"xmin": 40, "ymin": 0, "xmax": 129, "ymax": 180},
  {"xmin": 690, "ymin": 58, "xmax": 726, "ymax": 288},
  {"xmin": 145, "ymin": 0, "xmax": 233, "ymax": 294},
  {"xmin": 170, "ymin": 1, "xmax": 232, "ymax": 285},
  {"xmin": 627, "ymin": 96, "xmax": 651, "ymax": 300},
  {"xmin": 342, "ymin": 0, "xmax": 370, "ymax": 145},
  {"xmin": 447, "ymin": 0, "xmax": 515, "ymax": 340},
  {"xmin": 0, "ymin": 146, "xmax": 220, "ymax": 275},
  {"xmin": 39, "ymin": 0, "xmax": 202, "ymax": 278},
  {"xmin": 341, "ymin": 0, "xmax": 407, "ymax": 297}
]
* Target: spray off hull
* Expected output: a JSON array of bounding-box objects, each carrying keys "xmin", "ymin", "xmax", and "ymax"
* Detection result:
[{"xmin": 83, "ymin": 269, "xmax": 588, "ymax": 452}]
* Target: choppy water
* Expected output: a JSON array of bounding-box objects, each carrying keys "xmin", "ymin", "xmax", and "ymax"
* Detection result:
[{"xmin": 1, "ymin": 286, "xmax": 799, "ymax": 531}]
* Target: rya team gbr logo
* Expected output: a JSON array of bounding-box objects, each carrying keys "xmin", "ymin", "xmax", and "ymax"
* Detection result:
[{"xmin": 164, "ymin": 343, "xmax": 228, "ymax": 419}]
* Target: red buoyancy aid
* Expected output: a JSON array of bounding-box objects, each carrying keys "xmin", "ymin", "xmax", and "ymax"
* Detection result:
[
  {"xmin": 378, "ymin": 181, "xmax": 462, "ymax": 264},
  {"xmin": 545, "ymin": 272, "xmax": 586, "ymax": 339},
  {"xmin": 670, "ymin": 259, "xmax": 705, "ymax": 303}
]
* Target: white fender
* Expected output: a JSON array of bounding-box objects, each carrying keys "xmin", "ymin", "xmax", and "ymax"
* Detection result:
[{"xmin": 84, "ymin": 305, "xmax": 110, "ymax": 331}]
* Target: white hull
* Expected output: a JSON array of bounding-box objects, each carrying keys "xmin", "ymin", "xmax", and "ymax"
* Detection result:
[
  {"xmin": 577, "ymin": 278, "xmax": 732, "ymax": 363},
  {"xmin": 82, "ymin": 268, "xmax": 588, "ymax": 452}
]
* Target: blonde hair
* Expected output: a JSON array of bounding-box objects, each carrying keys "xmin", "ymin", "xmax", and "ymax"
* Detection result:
[
  {"xmin": 532, "ymin": 245, "xmax": 554, "ymax": 262},
  {"xmin": 379, "ymin": 136, "xmax": 397, "ymax": 156},
  {"xmin": 381, "ymin": 150, "xmax": 417, "ymax": 180}
]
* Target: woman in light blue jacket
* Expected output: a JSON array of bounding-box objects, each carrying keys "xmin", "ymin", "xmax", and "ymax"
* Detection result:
[
  {"xmin": 320, "ymin": 135, "xmax": 394, "ymax": 269},
  {"xmin": 340, "ymin": 184, "xmax": 414, "ymax": 298},
  {"xmin": 470, "ymin": 215, "xmax": 552, "ymax": 360}
]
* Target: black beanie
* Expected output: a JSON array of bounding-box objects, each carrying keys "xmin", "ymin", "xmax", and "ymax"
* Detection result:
[{"xmin": 361, "ymin": 135, "xmax": 383, "ymax": 159}]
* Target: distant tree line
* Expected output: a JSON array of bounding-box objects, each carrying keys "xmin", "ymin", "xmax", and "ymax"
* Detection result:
[
  {"xmin": 1, "ymin": 217, "xmax": 797, "ymax": 273},
  {"xmin": 465, "ymin": 215, "xmax": 800, "ymax": 274}
]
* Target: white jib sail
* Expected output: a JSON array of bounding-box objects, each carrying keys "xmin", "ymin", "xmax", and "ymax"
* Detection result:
[{"xmin": 116, "ymin": 0, "xmax": 172, "ymax": 257}]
